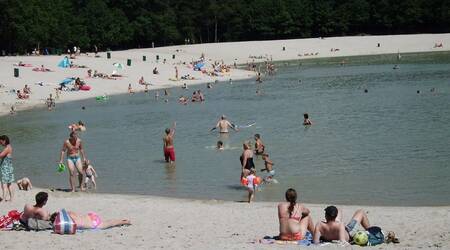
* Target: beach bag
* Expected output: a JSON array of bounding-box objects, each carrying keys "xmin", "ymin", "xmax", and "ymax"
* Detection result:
[
  {"xmin": 367, "ymin": 226, "xmax": 384, "ymax": 246},
  {"xmin": 28, "ymin": 218, "xmax": 52, "ymax": 231},
  {"xmin": 53, "ymin": 209, "xmax": 77, "ymax": 235},
  {"xmin": 0, "ymin": 210, "xmax": 21, "ymax": 229}
]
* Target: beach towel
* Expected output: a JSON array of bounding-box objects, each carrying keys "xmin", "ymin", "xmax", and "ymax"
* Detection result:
[
  {"xmin": 257, "ymin": 232, "xmax": 313, "ymax": 246},
  {"xmin": 80, "ymin": 85, "xmax": 91, "ymax": 91},
  {"xmin": 0, "ymin": 210, "xmax": 21, "ymax": 229},
  {"xmin": 53, "ymin": 209, "xmax": 77, "ymax": 235}
]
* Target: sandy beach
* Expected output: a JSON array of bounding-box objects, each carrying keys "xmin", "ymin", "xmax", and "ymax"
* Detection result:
[
  {"xmin": 0, "ymin": 188, "xmax": 448, "ymax": 249},
  {"xmin": 1, "ymin": 33, "xmax": 449, "ymax": 116},
  {"xmin": 1, "ymin": 34, "xmax": 450, "ymax": 249}
]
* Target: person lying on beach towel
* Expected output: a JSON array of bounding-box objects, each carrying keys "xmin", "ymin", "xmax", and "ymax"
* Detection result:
[
  {"xmin": 50, "ymin": 211, "xmax": 131, "ymax": 230},
  {"xmin": 69, "ymin": 62, "xmax": 87, "ymax": 68},
  {"xmin": 92, "ymin": 70, "xmax": 118, "ymax": 79},
  {"xmin": 14, "ymin": 62, "xmax": 33, "ymax": 67},
  {"xmin": 32, "ymin": 65, "xmax": 52, "ymax": 72}
]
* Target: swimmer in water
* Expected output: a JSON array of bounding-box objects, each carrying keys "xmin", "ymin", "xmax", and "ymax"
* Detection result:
[
  {"xmin": 254, "ymin": 134, "xmax": 265, "ymax": 155},
  {"xmin": 217, "ymin": 141, "xmax": 224, "ymax": 150},
  {"xmin": 303, "ymin": 113, "xmax": 312, "ymax": 126},
  {"xmin": 210, "ymin": 115, "xmax": 238, "ymax": 133},
  {"xmin": 69, "ymin": 121, "xmax": 86, "ymax": 132},
  {"xmin": 261, "ymin": 153, "xmax": 275, "ymax": 182}
]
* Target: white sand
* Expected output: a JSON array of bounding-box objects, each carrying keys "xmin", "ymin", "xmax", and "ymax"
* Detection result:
[
  {"xmin": 0, "ymin": 188, "xmax": 449, "ymax": 249},
  {"xmin": 1, "ymin": 33, "xmax": 449, "ymax": 116},
  {"xmin": 0, "ymin": 34, "xmax": 449, "ymax": 249}
]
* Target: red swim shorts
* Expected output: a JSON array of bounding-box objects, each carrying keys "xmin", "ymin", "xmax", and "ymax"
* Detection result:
[{"xmin": 164, "ymin": 147, "xmax": 175, "ymax": 162}]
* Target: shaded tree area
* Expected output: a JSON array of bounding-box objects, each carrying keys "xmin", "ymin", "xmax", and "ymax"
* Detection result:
[{"xmin": 0, "ymin": 0, "xmax": 449, "ymax": 53}]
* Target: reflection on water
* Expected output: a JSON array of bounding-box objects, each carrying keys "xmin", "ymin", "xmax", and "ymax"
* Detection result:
[{"xmin": 2, "ymin": 53, "xmax": 450, "ymax": 205}]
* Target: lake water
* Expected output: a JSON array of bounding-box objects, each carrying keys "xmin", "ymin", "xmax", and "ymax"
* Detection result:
[{"xmin": 2, "ymin": 52, "xmax": 450, "ymax": 206}]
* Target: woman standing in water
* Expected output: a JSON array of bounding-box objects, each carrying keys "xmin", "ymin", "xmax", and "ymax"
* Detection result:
[
  {"xmin": 0, "ymin": 135, "xmax": 14, "ymax": 201},
  {"xmin": 59, "ymin": 132, "xmax": 86, "ymax": 192},
  {"xmin": 240, "ymin": 142, "xmax": 255, "ymax": 179}
]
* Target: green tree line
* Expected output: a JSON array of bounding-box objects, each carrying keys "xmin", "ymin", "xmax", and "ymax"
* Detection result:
[{"xmin": 0, "ymin": 0, "xmax": 449, "ymax": 53}]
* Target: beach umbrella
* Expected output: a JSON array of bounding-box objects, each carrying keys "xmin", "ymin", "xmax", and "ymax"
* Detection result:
[{"xmin": 113, "ymin": 63, "xmax": 124, "ymax": 70}]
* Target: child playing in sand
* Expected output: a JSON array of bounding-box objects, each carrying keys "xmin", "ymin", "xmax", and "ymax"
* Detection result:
[
  {"xmin": 17, "ymin": 177, "xmax": 32, "ymax": 190},
  {"xmin": 261, "ymin": 153, "xmax": 275, "ymax": 183},
  {"xmin": 83, "ymin": 160, "xmax": 98, "ymax": 190},
  {"xmin": 246, "ymin": 168, "xmax": 257, "ymax": 203}
]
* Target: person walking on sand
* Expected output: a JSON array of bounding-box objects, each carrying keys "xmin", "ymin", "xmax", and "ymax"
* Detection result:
[
  {"xmin": 210, "ymin": 115, "xmax": 238, "ymax": 133},
  {"xmin": 175, "ymin": 66, "xmax": 179, "ymax": 80},
  {"xmin": 163, "ymin": 122, "xmax": 176, "ymax": 164},
  {"xmin": 0, "ymin": 135, "xmax": 14, "ymax": 202},
  {"xmin": 59, "ymin": 132, "xmax": 87, "ymax": 192}
]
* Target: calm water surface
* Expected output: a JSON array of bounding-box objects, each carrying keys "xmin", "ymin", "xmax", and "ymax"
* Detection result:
[{"xmin": 2, "ymin": 53, "xmax": 450, "ymax": 206}]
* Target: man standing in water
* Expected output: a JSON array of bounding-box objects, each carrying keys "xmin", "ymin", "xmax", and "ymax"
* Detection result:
[
  {"xmin": 163, "ymin": 122, "xmax": 176, "ymax": 164},
  {"xmin": 210, "ymin": 115, "xmax": 238, "ymax": 133},
  {"xmin": 59, "ymin": 132, "xmax": 86, "ymax": 192}
]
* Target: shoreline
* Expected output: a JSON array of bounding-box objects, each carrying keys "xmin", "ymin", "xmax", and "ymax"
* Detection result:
[
  {"xmin": 1, "ymin": 33, "xmax": 449, "ymax": 117},
  {"xmin": 0, "ymin": 187, "xmax": 448, "ymax": 249},
  {"xmin": 32, "ymin": 185, "xmax": 450, "ymax": 208}
]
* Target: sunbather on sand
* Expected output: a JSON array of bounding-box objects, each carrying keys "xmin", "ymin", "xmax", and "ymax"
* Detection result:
[
  {"xmin": 19, "ymin": 192, "xmax": 50, "ymax": 226},
  {"xmin": 50, "ymin": 211, "xmax": 131, "ymax": 229},
  {"xmin": 313, "ymin": 206, "xmax": 370, "ymax": 244},
  {"xmin": 278, "ymin": 188, "xmax": 315, "ymax": 241}
]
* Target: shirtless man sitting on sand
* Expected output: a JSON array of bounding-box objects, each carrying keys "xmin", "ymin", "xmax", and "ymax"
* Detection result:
[
  {"xmin": 313, "ymin": 205, "xmax": 370, "ymax": 244},
  {"xmin": 210, "ymin": 115, "xmax": 238, "ymax": 133},
  {"xmin": 19, "ymin": 192, "xmax": 50, "ymax": 226}
]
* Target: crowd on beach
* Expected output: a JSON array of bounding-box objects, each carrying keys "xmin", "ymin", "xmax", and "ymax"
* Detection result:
[{"xmin": 0, "ymin": 50, "xmax": 406, "ymax": 246}]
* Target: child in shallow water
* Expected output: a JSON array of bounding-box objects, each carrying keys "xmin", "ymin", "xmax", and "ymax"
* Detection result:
[
  {"xmin": 83, "ymin": 160, "xmax": 98, "ymax": 190},
  {"xmin": 261, "ymin": 153, "xmax": 275, "ymax": 183},
  {"xmin": 246, "ymin": 168, "xmax": 257, "ymax": 203},
  {"xmin": 303, "ymin": 113, "xmax": 312, "ymax": 125},
  {"xmin": 217, "ymin": 141, "xmax": 224, "ymax": 150}
]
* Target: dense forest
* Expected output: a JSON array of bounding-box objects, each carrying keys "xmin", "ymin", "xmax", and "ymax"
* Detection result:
[{"xmin": 0, "ymin": 0, "xmax": 449, "ymax": 53}]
